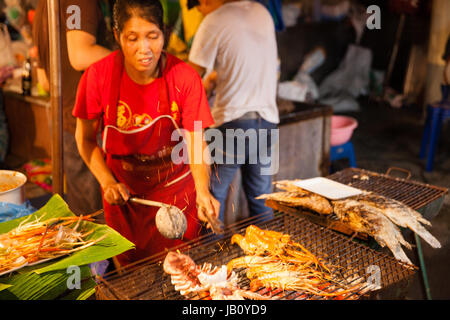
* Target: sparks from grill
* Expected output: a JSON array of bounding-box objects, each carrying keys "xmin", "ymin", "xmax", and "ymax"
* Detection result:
[
  {"xmin": 163, "ymin": 251, "xmax": 271, "ymax": 300},
  {"xmin": 0, "ymin": 212, "xmax": 107, "ymax": 275},
  {"xmin": 227, "ymin": 225, "xmax": 367, "ymax": 299}
]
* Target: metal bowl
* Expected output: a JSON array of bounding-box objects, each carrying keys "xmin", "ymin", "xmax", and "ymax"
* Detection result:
[{"xmin": 0, "ymin": 170, "xmax": 27, "ymax": 205}]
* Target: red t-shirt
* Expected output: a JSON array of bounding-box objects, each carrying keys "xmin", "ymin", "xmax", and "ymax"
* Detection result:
[{"xmin": 72, "ymin": 51, "xmax": 214, "ymax": 132}]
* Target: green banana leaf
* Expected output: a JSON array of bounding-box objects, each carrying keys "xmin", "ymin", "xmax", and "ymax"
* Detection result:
[
  {"xmin": 0, "ymin": 194, "xmax": 135, "ymax": 299},
  {"xmin": 62, "ymin": 280, "xmax": 97, "ymax": 300},
  {"xmin": 0, "ymin": 264, "xmax": 95, "ymax": 300},
  {"xmin": 0, "ymin": 283, "xmax": 12, "ymax": 292}
]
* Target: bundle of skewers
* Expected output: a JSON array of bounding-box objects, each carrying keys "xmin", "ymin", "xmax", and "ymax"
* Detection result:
[
  {"xmin": 0, "ymin": 212, "xmax": 106, "ymax": 275},
  {"xmin": 226, "ymin": 225, "xmax": 368, "ymax": 299}
]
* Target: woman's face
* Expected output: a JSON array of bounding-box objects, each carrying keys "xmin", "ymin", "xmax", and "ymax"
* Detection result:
[{"xmin": 117, "ymin": 16, "xmax": 164, "ymax": 78}]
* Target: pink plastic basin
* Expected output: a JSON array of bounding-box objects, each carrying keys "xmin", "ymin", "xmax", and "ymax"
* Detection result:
[{"xmin": 330, "ymin": 115, "xmax": 358, "ymax": 146}]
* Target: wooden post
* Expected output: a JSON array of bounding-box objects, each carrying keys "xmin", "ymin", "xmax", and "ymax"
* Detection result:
[
  {"xmin": 47, "ymin": 0, "xmax": 64, "ymax": 196},
  {"xmin": 383, "ymin": 13, "xmax": 406, "ymax": 96},
  {"xmin": 424, "ymin": 0, "xmax": 450, "ymax": 108}
]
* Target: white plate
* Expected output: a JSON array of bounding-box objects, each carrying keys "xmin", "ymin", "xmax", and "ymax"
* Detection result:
[
  {"xmin": 0, "ymin": 255, "xmax": 68, "ymax": 277},
  {"xmin": 292, "ymin": 177, "xmax": 362, "ymax": 200}
]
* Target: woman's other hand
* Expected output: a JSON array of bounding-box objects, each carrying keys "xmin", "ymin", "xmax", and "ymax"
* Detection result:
[
  {"xmin": 103, "ymin": 182, "xmax": 130, "ymax": 205},
  {"xmin": 196, "ymin": 190, "xmax": 220, "ymax": 227}
]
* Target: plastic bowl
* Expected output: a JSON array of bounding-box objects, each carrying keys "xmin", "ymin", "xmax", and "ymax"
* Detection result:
[{"xmin": 330, "ymin": 115, "xmax": 358, "ymax": 146}]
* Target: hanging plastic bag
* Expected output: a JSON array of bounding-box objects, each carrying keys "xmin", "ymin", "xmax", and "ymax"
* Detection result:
[
  {"xmin": 277, "ymin": 77, "xmax": 318, "ymax": 103},
  {"xmin": 0, "ymin": 23, "xmax": 15, "ymax": 68},
  {"xmin": 318, "ymin": 44, "xmax": 372, "ymax": 112}
]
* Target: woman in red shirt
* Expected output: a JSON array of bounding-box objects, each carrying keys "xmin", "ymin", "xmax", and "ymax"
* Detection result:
[{"xmin": 73, "ymin": 0, "xmax": 219, "ymax": 266}]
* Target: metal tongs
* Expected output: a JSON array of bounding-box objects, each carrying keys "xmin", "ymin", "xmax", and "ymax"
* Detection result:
[
  {"xmin": 200, "ymin": 207, "xmax": 224, "ymax": 235},
  {"xmin": 129, "ymin": 197, "xmax": 172, "ymax": 209}
]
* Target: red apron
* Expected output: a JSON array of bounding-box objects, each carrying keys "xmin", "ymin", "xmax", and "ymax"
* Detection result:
[{"xmin": 102, "ymin": 53, "xmax": 200, "ymax": 267}]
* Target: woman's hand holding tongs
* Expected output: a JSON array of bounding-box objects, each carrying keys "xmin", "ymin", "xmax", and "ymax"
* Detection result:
[{"xmin": 196, "ymin": 191, "xmax": 223, "ymax": 234}]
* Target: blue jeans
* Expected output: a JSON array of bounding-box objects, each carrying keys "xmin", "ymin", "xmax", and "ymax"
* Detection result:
[{"xmin": 208, "ymin": 117, "xmax": 278, "ymax": 222}]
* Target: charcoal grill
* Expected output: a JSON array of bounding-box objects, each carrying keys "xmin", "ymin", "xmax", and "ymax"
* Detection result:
[
  {"xmin": 328, "ymin": 168, "xmax": 448, "ymax": 215},
  {"xmin": 96, "ymin": 209, "xmax": 417, "ymax": 300},
  {"xmin": 267, "ymin": 168, "xmax": 448, "ymax": 239},
  {"xmin": 330, "ymin": 167, "xmax": 448, "ymax": 300},
  {"xmin": 95, "ymin": 168, "xmax": 446, "ymax": 300}
]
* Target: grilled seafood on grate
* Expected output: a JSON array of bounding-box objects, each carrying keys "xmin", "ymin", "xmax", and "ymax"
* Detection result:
[
  {"xmin": 349, "ymin": 192, "xmax": 441, "ymax": 249},
  {"xmin": 332, "ymin": 192, "xmax": 441, "ymax": 264},
  {"xmin": 163, "ymin": 251, "xmax": 271, "ymax": 300},
  {"xmin": 260, "ymin": 179, "xmax": 440, "ymax": 264},
  {"xmin": 256, "ymin": 180, "xmax": 333, "ymax": 215},
  {"xmin": 228, "ymin": 225, "xmax": 367, "ymax": 299},
  {"xmin": 332, "ymin": 198, "xmax": 414, "ymax": 264},
  {"xmin": 230, "ymin": 225, "xmax": 328, "ymax": 271},
  {"xmin": 226, "ymin": 255, "xmax": 278, "ymax": 274}
]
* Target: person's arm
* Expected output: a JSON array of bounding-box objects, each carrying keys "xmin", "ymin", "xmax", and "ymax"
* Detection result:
[
  {"xmin": 0, "ymin": 66, "xmax": 14, "ymax": 85},
  {"xmin": 444, "ymin": 58, "xmax": 450, "ymax": 85},
  {"xmin": 443, "ymin": 37, "xmax": 450, "ymax": 85},
  {"xmin": 184, "ymin": 130, "xmax": 220, "ymax": 223},
  {"xmin": 36, "ymin": 67, "xmax": 50, "ymax": 93},
  {"xmin": 75, "ymin": 117, "xmax": 129, "ymax": 204},
  {"xmin": 188, "ymin": 62, "xmax": 217, "ymax": 97},
  {"xmin": 188, "ymin": 61, "xmax": 206, "ymax": 78},
  {"xmin": 203, "ymin": 70, "xmax": 217, "ymax": 98},
  {"xmin": 67, "ymin": 30, "xmax": 112, "ymax": 71}
]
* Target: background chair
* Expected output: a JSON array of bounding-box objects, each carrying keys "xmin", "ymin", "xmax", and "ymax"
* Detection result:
[{"xmin": 419, "ymin": 85, "xmax": 450, "ymax": 172}]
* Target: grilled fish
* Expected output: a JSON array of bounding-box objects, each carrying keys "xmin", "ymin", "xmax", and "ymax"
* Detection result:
[
  {"xmin": 263, "ymin": 179, "xmax": 441, "ymax": 264},
  {"xmin": 332, "ymin": 198, "xmax": 413, "ymax": 264},
  {"xmin": 274, "ymin": 180, "xmax": 311, "ymax": 196},
  {"xmin": 257, "ymin": 180, "xmax": 333, "ymax": 214},
  {"xmin": 256, "ymin": 191, "xmax": 333, "ymax": 215},
  {"xmin": 352, "ymin": 192, "xmax": 431, "ymax": 225},
  {"xmin": 350, "ymin": 192, "xmax": 441, "ymax": 249}
]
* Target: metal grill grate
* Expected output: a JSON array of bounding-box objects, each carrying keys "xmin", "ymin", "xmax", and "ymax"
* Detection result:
[
  {"xmin": 96, "ymin": 211, "xmax": 417, "ymax": 300},
  {"xmin": 327, "ymin": 168, "xmax": 448, "ymax": 210},
  {"xmin": 96, "ymin": 168, "xmax": 447, "ymax": 300}
]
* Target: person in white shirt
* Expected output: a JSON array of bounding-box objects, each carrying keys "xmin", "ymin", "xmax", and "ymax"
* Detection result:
[{"xmin": 188, "ymin": 0, "xmax": 279, "ymax": 222}]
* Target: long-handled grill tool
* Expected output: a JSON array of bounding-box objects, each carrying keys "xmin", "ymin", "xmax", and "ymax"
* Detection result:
[{"xmin": 129, "ymin": 197, "xmax": 187, "ymax": 240}]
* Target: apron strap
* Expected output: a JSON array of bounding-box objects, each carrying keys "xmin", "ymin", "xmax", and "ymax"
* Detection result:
[
  {"xmin": 157, "ymin": 54, "xmax": 171, "ymax": 116},
  {"xmin": 105, "ymin": 51, "xmax": 124, "ymax": 126}
]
